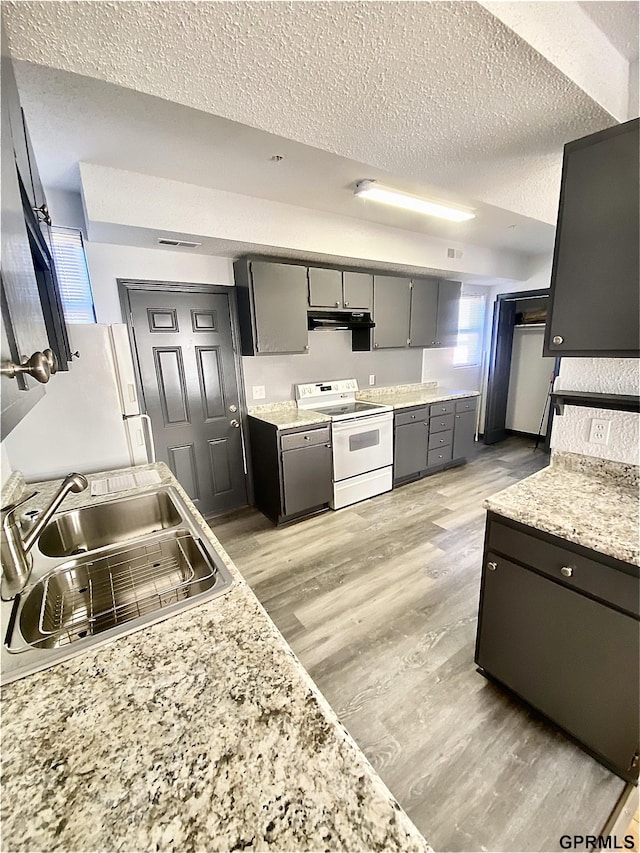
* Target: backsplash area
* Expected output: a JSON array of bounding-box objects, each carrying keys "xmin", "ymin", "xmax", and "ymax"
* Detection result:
[
  {"xmin": 241, "ymin": 330, "xmax": 423, "ymax": 404},
  {"xmin": 551, "ymin": 358, "xmax": 640, "ymax": 466}
]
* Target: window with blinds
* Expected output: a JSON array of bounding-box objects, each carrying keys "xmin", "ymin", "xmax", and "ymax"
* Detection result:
[
  {"xmin": 454, "ymin": 291, "xmax": 486, "ymax": 367},
  {"xmin": 50, "ymin": 226, "xmax": 96, "ymax": 323}
]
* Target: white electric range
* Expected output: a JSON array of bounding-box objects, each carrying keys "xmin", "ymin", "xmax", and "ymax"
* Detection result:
[{"xmin": 295, "ymin": 379, "xmax": 394, "ymax": 509}]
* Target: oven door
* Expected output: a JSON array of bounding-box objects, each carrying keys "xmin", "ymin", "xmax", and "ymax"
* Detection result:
[{"xmin": 331, "ymin": 412, "xmax": 393, "ymax": 481}]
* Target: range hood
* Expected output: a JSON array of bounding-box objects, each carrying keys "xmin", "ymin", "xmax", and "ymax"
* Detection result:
[
  {"xmin": 307, "ymin": 310, "xmax": 375, "ymax": 352},
  {"xmin": 307, "ymin": 310, "xmax": 375, "ymax": 331}
]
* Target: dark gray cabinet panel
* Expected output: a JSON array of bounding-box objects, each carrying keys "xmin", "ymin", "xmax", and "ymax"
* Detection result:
[
  {"xmin": 452, "ymin": 410, "xmax": 475, "ymax": 460},
  {"xmin": 436, "ymin": 279, "xmax": 462, "ymax": 348},
  {"xmin": 248, "ymin": 416, "xmax": 332, "ymax": 525},
  {"xmin": 394, "ymin": 419, "xmax": 428, "ymax": 480},
  {"xmin": 308, "ymin": 267, "xmax": 342, "ymax": 308},
  {"xmin": 251, "ymin": 262, "xmax": 308, "ymax": 353},
  {"xmin": 476, "ymin": 549, "xmax": 639, "ymax": 781},
  {"xmin": 373, "ymin": 275, "xmax": 411, "ymax": 348},
  {"xmin": 544, "ymin": 118, "xmax": 639, "ymax": 357},
  {"xmin": 235, "ymin": 260, "xmax": 309, "ymax": 355},
  {"xmin": 343, "ymin": 271, "xmax": 372, "ymax": 309},
  {"xmin": 409, "ymin": 277, "xmax": 438, "ymax": 347},
  {"xmin": 282, "ymin": 443, "xmax": 332, "ymax": 517}
]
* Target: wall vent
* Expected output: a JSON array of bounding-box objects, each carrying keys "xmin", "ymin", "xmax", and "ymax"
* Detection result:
[
  {"xmin": 447, "ymin": 247, "xmax": 463, "ymax": 259},
  {"xmin": 157, "ymin": 238, "xmax": 202, "ymax": 248}
]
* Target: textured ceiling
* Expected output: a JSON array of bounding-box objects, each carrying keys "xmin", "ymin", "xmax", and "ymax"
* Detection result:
[
  {"xmin": 578, "ymin": 1, "xmax": 640, "ymax": 61},
  {"xmin": 2, "ymin": 0, "xmax": 637, "ymax": 251},
  {"xmin": 3, "ymin": 0, "xmax": 624, "ymax": 229}
]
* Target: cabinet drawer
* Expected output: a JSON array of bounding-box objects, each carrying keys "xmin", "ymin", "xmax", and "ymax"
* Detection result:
[
  {"xmin": 429, "ymin": 413, "xmax": 454, "ymax": 433},
  {"xmin": 427, "ymin": 445, "xmax": 453, "ymax": 467},
  {"xmin": 455, "ymin": 397, "xmax": 477, "ymax": 414},
  {"xmin": 428, "ymin": 429, "xmax": 453, "ymax": 450},
  {"xmin": 429, "ymin": 401, "xmax": 455, "ymax": 417},
  {"xmin": 488, "ymin": 519, "xmax": 639, "ymax": 618},
  {"xmin": 395, "ymin": 406, "xmax": 429, "ymax": 427},
  {"xmin": 280, "ymin": 426, "xmax": 331, "ymax": 451}
]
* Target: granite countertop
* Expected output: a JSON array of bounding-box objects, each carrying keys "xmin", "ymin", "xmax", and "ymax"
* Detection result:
[
  {"xmin": 248, "ymin": 402, "xmax": 330, "ymax": 430},
  {"xmin": 357, "ymin": 382, "xmax": 480, "ymax": 410},
  {"xmin": 484, "ymin": 451, "xmax": 640, "ymax": 566},
  {"xmin": 0, "ymin": 464, "xmax": 429, "ymax": 853}
]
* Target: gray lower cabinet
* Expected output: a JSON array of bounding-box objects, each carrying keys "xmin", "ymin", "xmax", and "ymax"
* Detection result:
[
  {"xmin": 476, "ymin": 514, "xmax": 639, "ymax": 782},
  {"xmin": 248, "ymin": 416, "xmax": 332, "ymax": 525},
  {"xmin": 393, "ymin": 396, "xmax": 477, "ymax": 484},
  {"xmin": 234, "ymin": 260, "xmax": 309, "ymax": 355},
  {"xmin": 373, "ymin": 275, "xmax": 411, "ymax": 349}
]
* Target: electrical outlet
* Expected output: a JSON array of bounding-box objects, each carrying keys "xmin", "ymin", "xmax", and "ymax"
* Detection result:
[
  {"xmin": 369, "ymin": 374, "xmax": 375, "ymax": 386},
  {"xmin": 252, "ymin": 385, "xmax": 266, "ymax": 400},
  {"xmin": 589, "ymin": 419, "xmax": 611, "ymax": 445}
]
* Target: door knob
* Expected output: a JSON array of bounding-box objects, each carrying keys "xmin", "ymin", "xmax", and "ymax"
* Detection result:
[
  {"xmin": 0, "ymin": 351, "xmax": 51, "ymax": 384},
  {"xmin": 43, "ymin": 348, "xmax": 58, "ymax": 375},
  {"xmin": 230, "ymin": 419, "xmax": 240, "ymax": 428}
]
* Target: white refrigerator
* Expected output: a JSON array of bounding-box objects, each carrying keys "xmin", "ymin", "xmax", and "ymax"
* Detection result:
[{"xmin": 2, "ymin": 324, "xmax": 154, "ymax": 482}]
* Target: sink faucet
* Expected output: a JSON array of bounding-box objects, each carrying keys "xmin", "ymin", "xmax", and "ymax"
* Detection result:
[{"xmin": 1, "ymin": 473, "xmax": 88, "ymax": 600}]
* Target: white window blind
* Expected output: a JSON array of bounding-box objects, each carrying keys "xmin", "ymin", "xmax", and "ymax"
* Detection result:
[
  {"xmin": 454, "ymin": 292, "xmax": 486, "ymax": 367},
  {"xmin": 50, "ymin": 226, "xmax": 96, "ymax": 323}
]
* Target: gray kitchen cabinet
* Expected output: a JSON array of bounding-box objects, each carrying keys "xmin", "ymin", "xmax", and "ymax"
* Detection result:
[
  {"xmin": 394, "ymin": 407, "xmax": 428, "ymax": 481},
  {"xmin": 248, "ymin": 416, "xmax": 332, "ymax": 525},
  {"xmin": 476, "ymin": 513, "xmax": 639, "ymax": 782},
  {"xmin": 409, "ymin": 277, "xmax": 438, "ymax": 347},
  {"xmin": 435, "ymin": 279, "xmax": 462, "ymax": 348},
  {"xmin": 308, "ymin": 267, "xmax": 342, "ymax": 308},
  {"xmin": 452, "ymin": 407, "xmax": 476, "ymax": 461},
  {"xmin": 1, "ymin": 46, "xmax": 49, "ymax": 436},
  {"xmin": 234, "ymin": 259, "xmax": 309, "ymax": 355},
  {"xmin": 342, "ymin": 271, "xmax": 372, "ymax": 309},
  {"xmin": 393, "ymin": 395, "xmax": 477, "ymax": 485},
  {"xmin": 308, "ymin": 268, "xmax": 372, "ymax": 310},
  {"xmin": 373, "ymin": 275, "xmax": 411, "ymax": 349},
  {"xmin": 544, "ymin": 118, "xmax": 639, "ymax": 358}
]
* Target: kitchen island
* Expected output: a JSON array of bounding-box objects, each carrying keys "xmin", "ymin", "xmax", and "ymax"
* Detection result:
[
  {"xmin": 476, "ymin": 449, "xmax": 639, "ymax": 783},
  {"xmin": 0, "ymin": 464, "xmax": 430, "ymax": 852}
]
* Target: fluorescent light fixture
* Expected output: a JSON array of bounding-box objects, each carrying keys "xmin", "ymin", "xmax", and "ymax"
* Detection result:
[{"xmin": 354, "ymin": 180, "xmax": 475, "ymax": 222}]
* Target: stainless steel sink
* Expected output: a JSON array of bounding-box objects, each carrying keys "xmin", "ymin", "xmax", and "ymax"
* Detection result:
[
  {"xmin": 2, "ymin": 486, "xmax": 233, "ymax": 683},
  {"xmin": 37, "ymin": 490, "xmax": 182, "ymax": 557}
]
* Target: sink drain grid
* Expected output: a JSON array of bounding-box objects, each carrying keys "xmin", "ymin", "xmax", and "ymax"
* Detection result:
[{"xmin": 36, "ymin": 531, "xmax": 216, "ymax": 644}]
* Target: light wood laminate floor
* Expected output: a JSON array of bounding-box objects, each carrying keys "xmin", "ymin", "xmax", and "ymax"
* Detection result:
[{"xmin": 212, "ymin": 437, "xmax": 627, "ymax": 852}]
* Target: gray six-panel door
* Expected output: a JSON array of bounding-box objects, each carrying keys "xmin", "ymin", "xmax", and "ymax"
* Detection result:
[{"xmin": 128, "ymin": 287, "xmax": 247, "ymax": 516}]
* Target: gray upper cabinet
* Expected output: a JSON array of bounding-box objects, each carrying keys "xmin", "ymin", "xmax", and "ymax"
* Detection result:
[
  {"xmin": 544, "ymin": 118, "xmax": 639, "ymax": 357},
  {"xmin": 308, "ymin": 267, "xmax": 342, "ymax": 308},
  {"xmin": 435, "ymin": 279, "xmax": 462, "ymax": 348},
  {"xmin": 1, "ymin": 46, "xmax": 50, "ymax": 436},
  {"xmin": 342, "ymin": 271, "xmax": 372, "ymax": 309},
  {"xmin": 409, "ymin": 277, "xmax": 438, "ymax": 347},
  {"xmin": 373, "ymin": 275, "xmax": 411, "ymax": 348},
  {"xmin": 234, "ymin": 260, "xmax": 309, "ymax": 355},
  {"xmin": 308, "ymin": 268, "xmax": 372, "ymax": 310}
]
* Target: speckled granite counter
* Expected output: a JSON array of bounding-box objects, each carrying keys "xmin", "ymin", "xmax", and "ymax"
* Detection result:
[
  {"xmin": 249, "ymin": 402, "xmax": 330, "ymax": 430},
  {"xmin": 484, "ymin": 451, "xmax": 640, "ymax": 566},
  {"xmin": 1, "ymin": 464, "xmax": 430, "ymax": 853},
  {"xmin": 357, "ymin": 382, "xmax": 480, "ymax": 410}
]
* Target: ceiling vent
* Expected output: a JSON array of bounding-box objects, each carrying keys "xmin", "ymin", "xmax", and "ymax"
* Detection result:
[{"xmin": 157, "ymin": 238, "xmax": 202, "ymax": 248}]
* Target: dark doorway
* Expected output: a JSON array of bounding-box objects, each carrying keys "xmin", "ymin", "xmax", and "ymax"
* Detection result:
[
  {"xmin": 484, "ymin": 289, "xmax": 558, "ymax": 446},
  {"xmin": 120, "ymin": 281, "xmax": 248, "ymax": 516}
]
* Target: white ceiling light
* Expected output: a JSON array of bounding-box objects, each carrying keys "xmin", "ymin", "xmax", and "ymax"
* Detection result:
[{"xmin": 354, "ymin": 180, "xmax": 476, "ymax": 222}]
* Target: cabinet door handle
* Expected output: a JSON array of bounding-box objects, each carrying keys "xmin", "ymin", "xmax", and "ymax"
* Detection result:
[
  {"xmin": 487, "ymin": 561, "xmax": 497, "ymax": 571},
  {"xmin": 560, "ymin": 566, "xmax": 573, "ymax": 577},
  {"xmin": 553, "ymin": 335, "xmax": 564, "ymax": 345}
]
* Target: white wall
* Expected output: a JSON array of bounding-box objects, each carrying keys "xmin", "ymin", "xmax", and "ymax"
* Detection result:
[
  {"xmin": 85, "ymin": 242, "xmax": 235, "ymax": 325},
  {"xmin": 505, "ymin": 327, "xmax": 555, "ymax": 434},
  {"xmin": 550, "ymin": 358, "xmax": 640, "ymax": 465}
]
